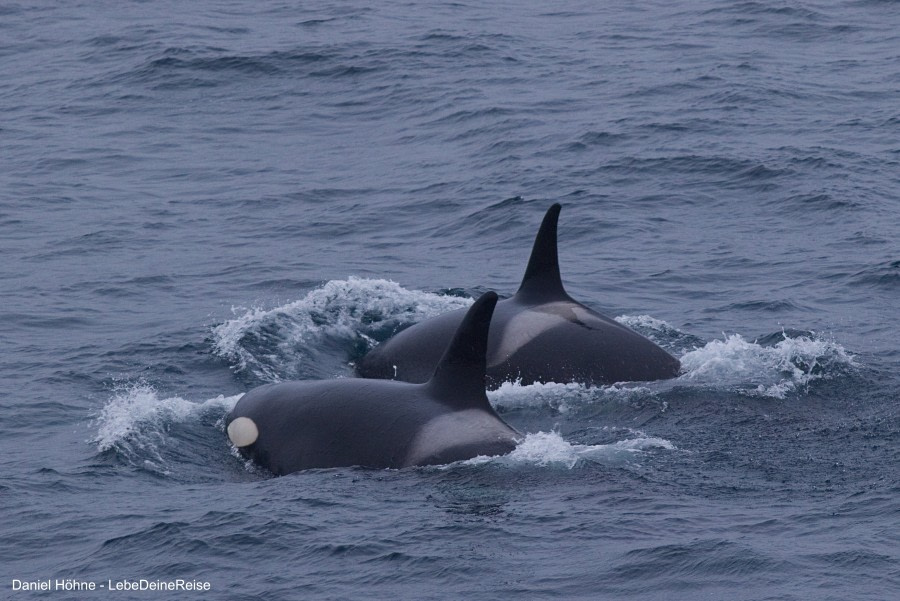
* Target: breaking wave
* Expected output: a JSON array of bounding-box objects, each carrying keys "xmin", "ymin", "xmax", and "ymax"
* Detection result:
[
  {"xmin": 93, "ymin": 382, "xmax": 240, "ymax": 474},
  {"xmin": 460, "ymin": 431, "xmax": 676, "ymax": 469},
  {"xmin": 211, "ymin": 277, "xmax": 472, "ymax": 382},
  {"xmin": 678, "ymin": 331, "xmax": 856, "ymax": 398}
]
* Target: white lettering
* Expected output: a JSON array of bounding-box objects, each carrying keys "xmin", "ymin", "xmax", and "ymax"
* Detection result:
[
  {"xmin": 13, "ymin": 577, "xmax": 210, "ymax": 592},
  {"xmin": 105, "ymin": 579, "xmax": 211, "ymax": 592},
  {"xmin": 11, "ymin": 580, "xmax": 50, "ymax": 591},
  {"xmin": 55, "ymin": 579, "xmax": 96, "ymax": 591}
]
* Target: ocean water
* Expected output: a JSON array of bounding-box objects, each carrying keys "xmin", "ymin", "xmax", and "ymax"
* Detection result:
[{"xmin": 1, "ymin": 1, "xmax": 898, "ymax": 599}]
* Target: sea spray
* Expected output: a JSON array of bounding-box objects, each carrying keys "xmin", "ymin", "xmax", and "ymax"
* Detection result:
[
  {"xmin": 679, "ymin": 332, "xmax": 855, "ymax": 398},
  {"xmin": 458, "ymin": 431, "xmax": 676, "ymax": 469},
  {"xmin": 212, "ymin": 277, "xmax": 473, "ymax": 381},
  {"xmin": 93, "ymin": 382, "xmax": 240, "ymax": 471}
]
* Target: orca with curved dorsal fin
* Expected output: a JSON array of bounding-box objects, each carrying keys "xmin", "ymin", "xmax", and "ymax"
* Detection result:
[
  {"xmin": 356, "ymin": 204, "xmax": 681, "ymax": 388},
  {"xmin": 227, "ymin": 292, "xmax": 519, "ymax": 474}
]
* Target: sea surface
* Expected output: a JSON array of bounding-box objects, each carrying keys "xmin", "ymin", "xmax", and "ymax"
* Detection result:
[{"xmin": 1, "ymin": 1, "xmax": 898, "ymax": 600}]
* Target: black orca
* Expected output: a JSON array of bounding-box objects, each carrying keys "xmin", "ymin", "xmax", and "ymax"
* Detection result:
[
  {"xmin": 227, "ymin": 292, "xmax": 519, "ymax": 474},
  {"xmin": 356, "ymin": 204, "xmax": 681, "ymax": 388}
]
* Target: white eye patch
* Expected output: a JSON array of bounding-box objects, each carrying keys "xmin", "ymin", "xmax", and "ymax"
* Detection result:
[{"xmin": 227, "ymin": 417, "xmax": 259, "ymax": 447}]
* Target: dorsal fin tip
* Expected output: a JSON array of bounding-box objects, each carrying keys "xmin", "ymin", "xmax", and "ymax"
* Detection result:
[
  {"xmin": 427, "ymin": 291, "xmax": 498, "ymax": 403},
  {"xmin": 516, "ymin": 203, "xmax": 566, "ymax": 300}
]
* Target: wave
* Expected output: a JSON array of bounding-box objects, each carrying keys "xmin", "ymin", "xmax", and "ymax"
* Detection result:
[
  {"xmin": 679, "ymin": 331, "xmax": 856, "ymax": 398},
  {"xmin": 94, "ymin": 330, "xmax": 853, "ymax": 478},
  {"xmin": 613, "ymin": 315, "xmax": 856, "ymax": 399},
  {"xmin": 489, "ymin": 380, "xmax": 655, "ymax": 414},
  {"xmin": 212, "ymin": 277, "xmax": 473, "ymax": 382},
  {"xmin": 484, "ymin": 326, "xmax": 855, "ymax": 405},
  {"xmin": 118, "ymin": 47, "xmax": 384, "ymax": 90},
  {"xmin": 849, "ymin": 259, "xmax": 900, "ymax": 290},
  {"xmin": 92, "ymin": 382, "xmax": 240, "ymax": 474},
  {"xmin": 104, "ymin": 34, "xmax": 518, "ymax": 92},
  {"xmin": 213, "ymin": 279, "xmax": 854, "ymax": 399},
  {"xmin": 458, "ymin": 431, "xmax": 676, "ymax": 469},
  {"xmin": 603, "ymin": 155, "xmax": 790, "ymax": 186},
  {"xmin": 615, "ymin": 313, "xmax": 706, "ymax": 355},
  {"xmin": 95, "ymin": 282, "xmax": 857, "ymax": 478},
  {"xmin": 92, "ymin": 382, "xmax": 673, "ymax": 476}
]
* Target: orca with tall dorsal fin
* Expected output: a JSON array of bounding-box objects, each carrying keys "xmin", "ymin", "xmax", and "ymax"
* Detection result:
[
  {"xmin": 227, "ymin": 292, "xmax": 519, "ymax": 474},
  {"xmin": 356, "ymin": 203, "xmax": 681, "ymax": 388}
]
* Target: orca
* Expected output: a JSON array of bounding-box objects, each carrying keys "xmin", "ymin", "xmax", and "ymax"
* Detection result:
[
  {"xmin": 356, "ymin": 203, "xmax": 681, "ymax": 388},
  {"xmin": 227, "ymin": 292, "xmax": 520, "ymax": 474}
]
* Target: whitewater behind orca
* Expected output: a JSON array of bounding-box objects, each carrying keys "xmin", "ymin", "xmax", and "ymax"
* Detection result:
[
  {"xmin": 227, "ymin": 292, "xmax": 519, "ymax": 474},
  {"xmin": 356, "ymin": 204, "xmax": 681, "ymax": 388}
]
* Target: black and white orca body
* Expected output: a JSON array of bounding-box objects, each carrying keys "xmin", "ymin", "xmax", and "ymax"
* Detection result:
[
  {"xmin": 227, "ymin": 293, "xmax": 519, "ymax": 474},
  {"xmin": 356, "ymin": 204, "xmax": 681, "ymax": 388}
]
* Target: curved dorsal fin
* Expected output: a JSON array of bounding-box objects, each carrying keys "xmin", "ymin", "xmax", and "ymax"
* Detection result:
[
  {"xmin": 427, "ymin": 291, "xmax": 497, "ymax": 407},
  {"xmin": 515, "ymin": 203, "xmax": 567, "ymax": 301}
]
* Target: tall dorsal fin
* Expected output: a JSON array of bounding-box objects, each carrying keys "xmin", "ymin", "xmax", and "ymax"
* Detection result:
[
  {"xmin": 427, "ymin": 291, "xmax": 497, "ymax": 407},
  {"xmin": 515, "ymin": 203, "xmax": 567, "ymax": 301}
]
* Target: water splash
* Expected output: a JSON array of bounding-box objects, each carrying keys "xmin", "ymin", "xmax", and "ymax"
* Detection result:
[
  {"xmin": 211, "ymin": 277, "xmax": 473, "ymax": 381},
  {"xmin": 616, "ymin": 313, "xmax": 706, "ymax": 355},
  {"xmin": 93, "ymin": 382, "xmax": 240, "ymax": 470},
  {"xmin": 460, "ymin": 431, "xmax": 676, "ymax": 469},
  {"xmin": 487, "ymin": 326, "xmax": 854, "ymax": 402},
  {"xmin": 679, "ymin": 331, "xmax": 856, "ymax": 398},
  {"xmin": 608, "ymin": 316, "xmax": 856, "ymax": 399},
  {"xmin": 488, "ymin": 380, "xmax": 653, "ymax": 413}
]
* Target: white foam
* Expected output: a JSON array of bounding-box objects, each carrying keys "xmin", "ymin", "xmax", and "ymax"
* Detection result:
[
  {"xmin": 483, "ymin": 316, "xmax": 851, "ymax": 403},
  {"xmin": 489, "ymin": 380, "xmax": 588, "ymax": 413},
  {"xmin": 615, "ymin": 314, "xmax": 673, "ymax": 333},
  {"xmin": 93, "ymin": 382, "xmax": 240, "ymax": 453},
  {"xmin": 678, "ymin": 332, "xmax": 856, "ymax": 398},
  {"xmin": 460, "ymin": 430, "xmax": 676, "ymax": 469},
  {"xmin": 615, "ymin": 314, "xmax": 703, "ymax": 353},
  {"xmin": 212, "ymin": 277, "xmax": 473, "ymax": 381},
  {"xmin": 488, "ymin": 380, "xmax": 654, "ymax": 413}
]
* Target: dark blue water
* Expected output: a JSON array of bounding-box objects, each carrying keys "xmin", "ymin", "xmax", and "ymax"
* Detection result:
[{"xmin": 2, "ymin": 1, "xmax": 898, "ymax": 599}]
